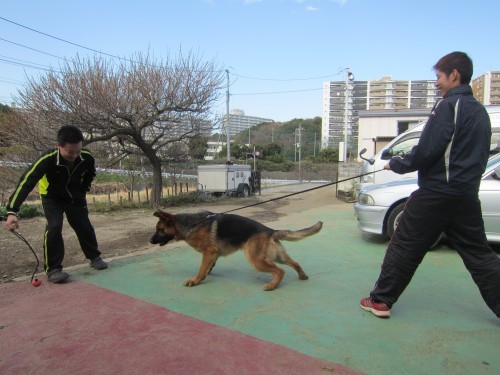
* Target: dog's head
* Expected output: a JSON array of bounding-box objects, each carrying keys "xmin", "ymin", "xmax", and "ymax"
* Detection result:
[{"xmin": 150, "ymin": 210, "xmax": 176, "ymax": 246}]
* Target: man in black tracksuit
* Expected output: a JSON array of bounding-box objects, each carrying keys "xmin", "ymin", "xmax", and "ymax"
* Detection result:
[
  {"xmin": 360, "ymin": 52, "xmax": 500, "ymax": 319},
  {"xmin": 5, "ymin": 125, "xmax": 108, "ymax": 283}
]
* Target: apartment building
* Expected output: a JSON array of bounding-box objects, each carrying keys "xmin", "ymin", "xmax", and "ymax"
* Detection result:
[
  {"xmin": 323, "ymin": 71, "xmax": 500, "ymax": 159},
  {"xmin": 322, "ymin": 77, "xmax": 439, "ymax": 157},
  {"xmin": 223, "ymin": 109, "xmax": 274, "ymax": 138},
  {"xmin": 471, "ymin": 71, "xmax": 500, "ymax": 105}
]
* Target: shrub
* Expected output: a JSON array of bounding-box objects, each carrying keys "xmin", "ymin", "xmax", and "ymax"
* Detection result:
[
  {"xmin": 90, "ymin": 200, "xmax": 149, "ymax": 213},
  {"xmin": 0, "ymin": 204, "xmax": 44, "ymax": 220},
  {"xmin": 160, "ymin": 192, "xmax": 205, "ymax": 207}
]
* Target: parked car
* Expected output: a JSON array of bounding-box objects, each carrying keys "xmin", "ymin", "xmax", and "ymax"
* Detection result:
[{"xmin": 354, "ymin": 154, "xmax": 500, "ymax": 244}]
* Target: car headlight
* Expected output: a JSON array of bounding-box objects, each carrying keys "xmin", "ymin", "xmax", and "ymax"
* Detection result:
[{"xmin": 358, "ymin": 193, "xmax": 375, "ymax": 205}]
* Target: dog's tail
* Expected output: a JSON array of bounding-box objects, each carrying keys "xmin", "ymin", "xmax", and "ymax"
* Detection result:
[{"xmin": 272, "ymin": 221, "xmax": 323, "ymax": 241}]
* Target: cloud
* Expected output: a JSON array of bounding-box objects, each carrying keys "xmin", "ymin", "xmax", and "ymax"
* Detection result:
[
  {"xmin": 244, "ymin": 0, "xmax": 264, "ymax": 4},
  {"xmin": 306, "ymin": 5, "xmax": 319, "ymax": 11}
]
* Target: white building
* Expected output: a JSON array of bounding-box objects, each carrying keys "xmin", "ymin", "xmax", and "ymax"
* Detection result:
[
  {"xmin": 356, "ymin": 109, "xmax": 431, "ymax": 159},
  {"xmin": 223, "ymin": 109, "xmax": 274, "ymax": 137},
  {"xmin": 204, "ymin": 141, "xmax": 226, "ymax": 160}
]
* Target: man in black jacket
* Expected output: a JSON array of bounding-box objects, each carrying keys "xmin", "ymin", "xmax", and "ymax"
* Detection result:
[
  {"xmin": 5, "ymin": 125, "xmax": 108, "ymax": 283},
  {"xmin": 360, "ymin": 51, "xmax": 500, "ymax": 319}
]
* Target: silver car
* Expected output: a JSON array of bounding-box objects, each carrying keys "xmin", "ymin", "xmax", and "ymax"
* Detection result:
[{"xmin": 354, "ymin": 154, "xmax": 500, "ymax": 244}]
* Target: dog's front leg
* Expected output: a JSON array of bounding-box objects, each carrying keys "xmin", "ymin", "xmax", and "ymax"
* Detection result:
[{"xmin": 184, "ymin": 252, "xmax": 218, "ymax": 287}]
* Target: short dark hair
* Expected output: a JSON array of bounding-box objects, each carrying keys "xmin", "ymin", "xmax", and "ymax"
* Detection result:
[
  {"xmin": 57, "ymin": 125, "xmax": 84, "ymax": 146},
  {"xmin": 433, "ymin": 51, "xmax": 473, "ymax": 84}
]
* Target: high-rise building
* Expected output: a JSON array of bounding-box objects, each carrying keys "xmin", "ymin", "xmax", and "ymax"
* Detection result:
[
  {"xmin": 223, "ymin": 109, "xmax": 274, "ymax": 137},
  {"xmin": 471, "ymin": 71, "xmax": 500, "ymax": 105},
  {"xmin": 322, "ymin": 77, "xmax": 439, "ymax": 155}
]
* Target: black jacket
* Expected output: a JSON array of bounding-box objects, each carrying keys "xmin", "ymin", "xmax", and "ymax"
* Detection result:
[
  {"xmin": 7, "ymin": 148, "xmax": 96, "ymax": 214},
  {"xmin": 389, "ymin": 85, "xmax": 491, "ymax": 198}
]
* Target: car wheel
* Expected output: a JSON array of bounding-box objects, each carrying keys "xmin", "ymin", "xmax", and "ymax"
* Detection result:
[
  {"xmin": 386, "ymin": 201, "xmax": 442, "ymax": 248},
  {"xmin": 387, "ymin": 202, "xmax": 405, "ymax": 238}
]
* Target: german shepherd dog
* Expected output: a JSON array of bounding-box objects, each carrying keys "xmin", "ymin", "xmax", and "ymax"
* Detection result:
[{"xmin": 150, "ymin": 210, "xmax": 323, "ymax": 291}]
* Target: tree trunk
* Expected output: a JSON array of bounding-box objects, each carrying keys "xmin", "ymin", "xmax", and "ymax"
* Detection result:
[{"xmin": 151, "ymin": 159, "xmax": 163, "ymax": 208}]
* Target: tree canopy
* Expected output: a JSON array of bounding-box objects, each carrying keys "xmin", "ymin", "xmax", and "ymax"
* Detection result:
[{"xmin": 9, "ymin": 52, "xmax": 225, "ymax": 207}]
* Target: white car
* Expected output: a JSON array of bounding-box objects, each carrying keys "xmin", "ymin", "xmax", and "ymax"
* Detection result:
[{"xmin": 354, "ymin": 154, "xmax": 500, "ymax": 244}]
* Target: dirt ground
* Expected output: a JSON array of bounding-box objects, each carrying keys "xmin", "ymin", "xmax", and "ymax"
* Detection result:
[{"xmin": 0, "ymin": 184, "xmax": 343, "ymax": 283}]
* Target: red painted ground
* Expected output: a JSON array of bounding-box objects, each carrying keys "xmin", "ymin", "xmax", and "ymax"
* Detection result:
[{"xmin": 0, "ymin": 280, "xmax": 361, "ymax": 375}]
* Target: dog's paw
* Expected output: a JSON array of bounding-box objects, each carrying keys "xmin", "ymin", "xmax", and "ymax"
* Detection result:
[
  {"xmin": 262, "ymin": 283, "xmax": 277, "ymax": 291},
  {"xmin": 183, "ymin": 278, "xmax": 199, "ymax": 287}
]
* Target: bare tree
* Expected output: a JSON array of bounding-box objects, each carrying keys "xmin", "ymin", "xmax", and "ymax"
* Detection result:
[{"xmin": 13, "ymin": 51, "xmax": 224, "ymax": 207}]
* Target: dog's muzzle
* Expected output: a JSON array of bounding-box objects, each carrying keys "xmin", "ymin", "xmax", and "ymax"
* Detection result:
[{"xmin": 150, "ymin": 233, "xmax": 175, "ymax": 246}]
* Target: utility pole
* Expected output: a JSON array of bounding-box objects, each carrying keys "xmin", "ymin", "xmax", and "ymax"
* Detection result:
[
  {"xmin": 225, "ymin": 69, "xmax": 231, "ymax": 163},
  {"xmin": 314, "ymin": 131, "xmax": 317, "ymax": 157},
  {"xmin": 343, "ymin": 68, "xmax": 349, "ymax": 163},
  {"xmin": 343, "ymin": 67, "xmax": 354, "ymax": 162},
  {"xmin": 298, "ymin": 126, "xmax": 302, "ymax": 182}
]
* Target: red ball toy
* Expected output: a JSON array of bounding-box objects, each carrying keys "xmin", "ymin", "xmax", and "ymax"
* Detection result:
[{"xmin": 31, "ymin": 278, "xmax": 42, "ymax": 287}]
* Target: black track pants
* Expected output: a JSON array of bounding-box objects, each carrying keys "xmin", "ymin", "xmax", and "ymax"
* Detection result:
[
  {"xmin": 42, "ymin": 197, "xmax": 101, "ymax": 273},
  {"xmin": 370, "ymin": 188, "xmax": 500, "ymax": 317}
]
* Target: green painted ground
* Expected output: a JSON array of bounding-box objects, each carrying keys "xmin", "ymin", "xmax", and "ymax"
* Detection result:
[{"xmin": 77, "ymin": 203, "xmax": 500, "ymax": 375}]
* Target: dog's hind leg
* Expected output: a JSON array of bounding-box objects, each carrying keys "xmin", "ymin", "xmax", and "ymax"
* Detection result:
[
  {"xmin": 273, "ymin": 241, "xmax": 309, "ymax": 280},
  {"xmin": 280, "ymin": 255, "xmax": 308, "ymax": 280},
  {"xmin": 184, "ymin": 251, "xmax": 218, "ymax": 287}
]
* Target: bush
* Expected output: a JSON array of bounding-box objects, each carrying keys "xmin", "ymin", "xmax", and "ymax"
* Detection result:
[
  {"xmin": 0, "ymin": 204, "xmax": 44, "ymax": 220},
  {"xmin": 90, "ymin": 200, "xmax": 149, "ymax": 213},
  {"xmin": 18, "ymin": 204, "xmax": 44, "ymax": 218},
  {"xmin": 257, "ymin": 159, "xmax": 295, "ymax": 172},
  {"xmin": 160, "ymin": 192, "xmax": 205, "ymax": 207}
]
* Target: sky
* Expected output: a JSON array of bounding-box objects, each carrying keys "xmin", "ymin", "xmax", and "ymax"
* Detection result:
[{"xmin": 1, "ymin": 0, "xmax": 500, "ymax": 122}]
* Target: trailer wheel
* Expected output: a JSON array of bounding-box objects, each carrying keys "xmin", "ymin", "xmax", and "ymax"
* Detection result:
[{"xmin": 238, "ymin": 183, "xmax": 250, "ymax": 197}]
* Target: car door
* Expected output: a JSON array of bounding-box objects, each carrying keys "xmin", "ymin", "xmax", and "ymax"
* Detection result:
[{"xmin": 480, "ymin": 165, "xmax": 500, "ymax": 243}]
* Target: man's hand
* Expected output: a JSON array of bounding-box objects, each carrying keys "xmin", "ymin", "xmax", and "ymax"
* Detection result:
[
  {"xmin": 5, "ymin": 215, "xmax": 19, "ymax": 231},
  {"xmin": 384, "ymin": 162, "xmax": 391, "ymax": 170}
]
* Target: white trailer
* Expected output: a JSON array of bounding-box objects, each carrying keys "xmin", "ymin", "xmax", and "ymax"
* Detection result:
[{"xmin": 197, "ymin": 164, "xmax": 260, "ymax": 197}]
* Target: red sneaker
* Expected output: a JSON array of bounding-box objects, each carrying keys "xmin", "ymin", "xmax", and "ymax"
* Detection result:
[{"xmin": 360, "ymin": 297, "xmax": 391, "ymax": 318}]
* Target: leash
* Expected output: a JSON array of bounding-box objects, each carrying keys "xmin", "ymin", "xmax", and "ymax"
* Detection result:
[
  {"xmin": 218, "ymin": 168, "xmax": 385, "ymax": 215},
  {"xmin": 10, "ymin": 230, "xmax": 42, "ymax": 287},
  {"xmin": 184, "ymin": 168, "xmax": 386, "ymax": 230}
]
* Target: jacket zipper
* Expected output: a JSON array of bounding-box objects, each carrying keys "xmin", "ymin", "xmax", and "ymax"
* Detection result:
[{"xmin": 60, "ymin": 159, "xmax": 85, "ymax": 201}]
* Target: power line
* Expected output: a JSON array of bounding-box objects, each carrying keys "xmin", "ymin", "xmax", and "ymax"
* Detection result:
[
  {"xmin": 0, "ymin": 16, "xmax": 331, "ymax": 99},
  {"xmin": 0, "ymin": 16, "xmax": 133, "ymax": 63},
  {"xmin": 0, "ymin": 75, "xmax": 26, "ymax": 85},
  {"xmin": 0, "ymin": 56, "xmax": 57, "ymax": 72},
  {"xmin": 233, "ymin": 87, "xmax": 322, "ymax": 96},
  {"xmin": 0, "ymin": 37, "xmax": 68, "ymax": 61},
  {"xmin": 231, "ymin": 70, "xmax": 345, "ymax": 82}
]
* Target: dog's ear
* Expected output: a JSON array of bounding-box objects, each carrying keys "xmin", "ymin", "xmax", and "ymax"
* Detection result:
[{"xmin": 154, "ymin": 210, "xmax": 173, "ymax": 221}]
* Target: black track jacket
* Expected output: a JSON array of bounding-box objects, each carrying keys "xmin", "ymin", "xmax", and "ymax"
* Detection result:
[
  {"xmin": 389, "ymin": 85, "xmax": 491, "ymax": 198},
  {"xmin": 7, "ymin": 148, "xmax": 96, "ymax": 215}
]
